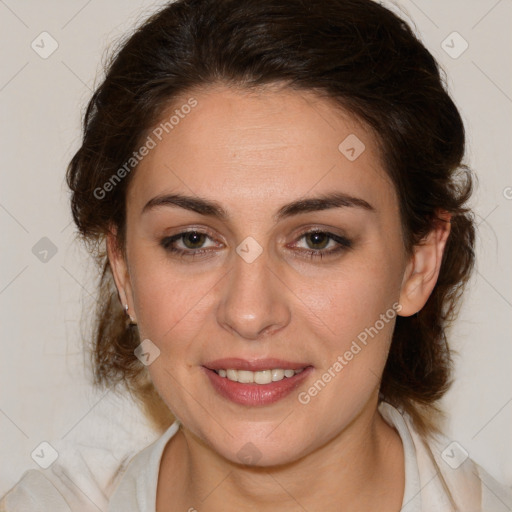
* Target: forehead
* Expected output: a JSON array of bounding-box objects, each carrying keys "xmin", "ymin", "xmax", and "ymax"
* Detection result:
[{"xmin": 127, "ymin": 84, "xmax": 395, "ymax": 219}]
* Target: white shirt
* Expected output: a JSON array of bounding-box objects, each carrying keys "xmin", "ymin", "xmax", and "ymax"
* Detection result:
[{"xmin": 2, "ymin": 401, "xmax": 512, "ymax": 511}]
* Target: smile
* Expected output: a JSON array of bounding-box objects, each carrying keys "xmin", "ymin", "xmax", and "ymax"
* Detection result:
[
  {"xmin": 202, "ymin": 360, "xmax": 313, "ymax": 406},
  {"xmin": 213, "ymin": 368, "xmax": 305, "ymax": 384}
]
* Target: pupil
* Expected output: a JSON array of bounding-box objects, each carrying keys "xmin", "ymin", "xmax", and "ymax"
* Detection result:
[
  {"xmin": 185, "ymin": 232, "xmax": 204, "ymax": 248},
  {"xmin": 308, "ymin": 232, "xmax": 328, "ymax": 249}
]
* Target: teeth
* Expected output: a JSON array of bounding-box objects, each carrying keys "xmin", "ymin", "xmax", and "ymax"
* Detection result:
[
  {"xmin": 255, "ymin": 370, "xmax": 272, "ymax": 384},
  {"xmin": 214, "ymin": 368, "xmax": 306, "ymax": 384},
  {"xmin": 271, "ymin": 369, "xmax": 284, "ymax": 382},
  {"xmin": 237, "ymin": 370, "xmax": 254, "ymax": 383}
]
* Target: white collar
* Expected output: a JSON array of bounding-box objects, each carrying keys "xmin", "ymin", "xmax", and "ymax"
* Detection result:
[{"xmin": 108, "ymin": 402, "xmax": 512, "ymax": 511}]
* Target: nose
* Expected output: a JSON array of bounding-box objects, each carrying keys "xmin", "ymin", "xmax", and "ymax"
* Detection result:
[{"xmin": 216, "ymin": 247, "xmax": 291, "ymax": 340}]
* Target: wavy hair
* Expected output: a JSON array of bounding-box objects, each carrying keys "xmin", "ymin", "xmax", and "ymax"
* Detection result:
[{"xmin": 66, "ymin": 0, "xmax": 476, "ymax": 434}]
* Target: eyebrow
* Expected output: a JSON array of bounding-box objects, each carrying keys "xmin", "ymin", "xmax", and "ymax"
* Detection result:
[{"xmin": 141, "ymin": 191, "xmax": 375, "ymax": 222}]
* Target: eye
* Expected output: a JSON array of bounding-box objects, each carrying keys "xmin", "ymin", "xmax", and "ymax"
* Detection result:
[
  {"xmin": 160, "ymin": 230, "xmax": 219, "ymax": 258},
  {"xmin": 160, "ymin": 228, "xmax": 352, "ymax": 261},
  {"xmin": 291, "ymin": 229, "xmax": 352, "ymax": 260}
]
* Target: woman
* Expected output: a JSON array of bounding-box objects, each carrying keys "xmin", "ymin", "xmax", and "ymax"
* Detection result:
[{"xmin": 2, "ymin": 0, "xmax": 511, "ymax": 510}]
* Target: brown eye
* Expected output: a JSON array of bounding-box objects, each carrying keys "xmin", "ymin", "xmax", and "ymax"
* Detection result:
[
  {"xmin": 161, "ymin": 230, "xmax": 218, "ymax": 257},
  {"xmin": 292, "ymin": 230, "xmax": 352, "ymax": 260},
  {"xmin": 304, "ymin": 232, "xmax": 331, "ymax": 250},
  {"xmin": 181, "ymin": 231, "xmax": 208, "ymax": 249}
]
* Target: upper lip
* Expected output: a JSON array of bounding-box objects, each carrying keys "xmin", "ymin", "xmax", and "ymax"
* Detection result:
[{"xmin": 203, "ymin": 358, "xmax": 311, "ymax": 371}]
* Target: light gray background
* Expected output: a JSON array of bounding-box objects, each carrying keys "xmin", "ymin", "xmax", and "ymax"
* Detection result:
[{"xmin": 1, "ymin": 0, "xmax": 511, "ymax": 496}]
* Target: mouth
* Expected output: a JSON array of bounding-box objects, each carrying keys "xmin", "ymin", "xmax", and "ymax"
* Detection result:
[
  {"xmin": 202, "ymin": 358, "xmax": 313, "ymax": 406},
  {"xmin": 212, "ymin": 367, "xmax": 305, "ymax": 384}
]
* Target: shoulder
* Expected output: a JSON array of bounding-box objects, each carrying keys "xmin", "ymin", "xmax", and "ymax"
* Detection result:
[
  {"xmin": 107, "ymin": 420, "xmax": 181, "ymax": 511},
  {"xmin": 1, "ymin": 391, "xmax": 166, "ymax": 512},
  {"xmin": 0, "ymin": 437, "xmax": 136, "ymax": 512},
  {"xmin": 0, "ymin": 465, "xmax": 106, "ymax": 512},
  {"xmin": 0, "ymin": 436, "xmax": 158, "ymax": 512},
  {"xmin": 1, "ymin": 470, "xmax": 66, "ymax": 512},
  {"xmin": 380, "ymin": 402, "xmax": 512, "ymax": 512},
  {"xmin": 0, "ymin": 404, "xmax": 166, "ymax": 512}
]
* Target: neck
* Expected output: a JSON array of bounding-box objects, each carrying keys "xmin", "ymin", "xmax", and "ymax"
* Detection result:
[{"xmin": 157, "ymin": 399, "xmax": 405, "ymax": 512}]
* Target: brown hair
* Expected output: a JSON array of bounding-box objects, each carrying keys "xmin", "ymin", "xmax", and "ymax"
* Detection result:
[{"xmin": 66, "ymin": 0, "xmax": 475, "ymax": 434}]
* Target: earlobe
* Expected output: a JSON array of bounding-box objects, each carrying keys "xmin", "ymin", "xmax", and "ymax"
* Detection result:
[{"xmin": 398, "ymin": 212, "xmax": 451, "ymax": 317}]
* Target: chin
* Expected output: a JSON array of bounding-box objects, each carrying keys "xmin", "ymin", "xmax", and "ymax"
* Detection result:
[{"xmin": 207, "ymin": 427, "xmax": 310, "ymax": 468}]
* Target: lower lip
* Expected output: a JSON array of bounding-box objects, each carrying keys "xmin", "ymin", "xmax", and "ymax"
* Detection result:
[{"xmin": 202, "ymin": 367, "xmax": 313, "ymax": 406}]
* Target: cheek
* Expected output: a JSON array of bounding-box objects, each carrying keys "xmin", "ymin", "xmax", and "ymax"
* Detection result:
[
  {"xmin": 305, "ymin": 254, "xmax": 402, "ymax": 347},
  {"xmin": 296, "ymin": 271, "xmax": 400, "ymax": 431},
  {"xmin": 128, "ymin": 246, "xmax": 213, "ymax": 341}
]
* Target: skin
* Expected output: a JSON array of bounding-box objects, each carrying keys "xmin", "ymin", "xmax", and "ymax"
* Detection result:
[{"xmin": 107, "ymin": 83, "xmax": 451, "ymax": 511}]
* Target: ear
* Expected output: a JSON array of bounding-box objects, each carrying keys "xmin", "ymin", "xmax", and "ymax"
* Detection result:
[
  {"xmin": 398, "ymin": 211, "xmax": 451, "ymax": 317},
  {"xmin": 106, "ymin": 225, "xmax": 137, "ymax": 323}
]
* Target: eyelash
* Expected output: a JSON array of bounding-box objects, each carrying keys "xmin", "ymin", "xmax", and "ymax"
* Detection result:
[{"xmin": 160, "ymin": 229, "xmax": 352, "ymax": 260}]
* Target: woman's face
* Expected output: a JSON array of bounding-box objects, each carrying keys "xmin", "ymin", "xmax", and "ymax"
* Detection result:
[{"xmin": 110, "ymin": 84, "xmax": 417, "ymax": 465}]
